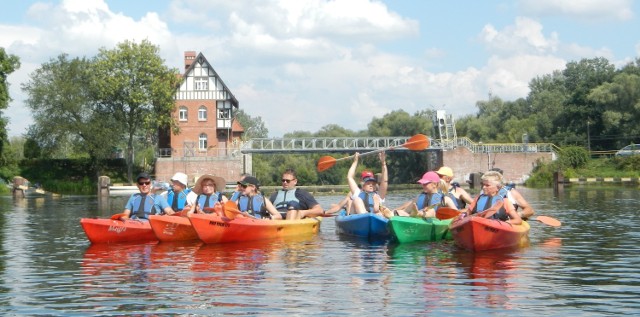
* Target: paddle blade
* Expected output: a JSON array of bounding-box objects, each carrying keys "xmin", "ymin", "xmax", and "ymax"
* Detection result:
[
  {"xmin": 534, "ymin": 216, "xmax": 561, "ymax": 227},
  {"xmin": 317, "ymin": 156, "xmax": 337, "ymax": 172},
  {"xmin": 403, "ymin": 134, "xmax": 430, "ymax": 151},
  {"xmin": 436, "ymin": 207, "xmax": 460, "ymax": 220},
  {"xmin": 223, "ymin": 201, "xmax": 240, "ymax": 219},
  {"xmin": 110, "ymin": 213, "xmax": 125, "ymax": 220}
]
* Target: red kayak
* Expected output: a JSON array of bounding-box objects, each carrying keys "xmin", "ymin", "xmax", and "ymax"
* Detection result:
[
  {"xmin": 80, "ymin": 218, "xmax": 158, "ymax": 244},
  {"xmin": 450, "ymin": 216, "xmax": 530, "ymax": 251},
  {"xmin": 189, "ymin": 213, "xmax": 322, "ymax": 244},
  {"xmin": 148, "ymin": 215, "xmax": 199, "ymax": 242}
]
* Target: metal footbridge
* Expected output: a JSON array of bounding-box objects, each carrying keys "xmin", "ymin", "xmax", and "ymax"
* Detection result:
[{"xmin": 239, "ymin": 136, "xmax": 556, "ymax": 154}]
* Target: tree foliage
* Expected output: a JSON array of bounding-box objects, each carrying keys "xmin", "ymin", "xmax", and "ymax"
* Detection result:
[
  {"xmin": 92, "ymin": 40, "xmax": 181, "ymax": 182},
  {"xmin": 0, "ymin": 47, "xmax": 20, "ymax": 158}
]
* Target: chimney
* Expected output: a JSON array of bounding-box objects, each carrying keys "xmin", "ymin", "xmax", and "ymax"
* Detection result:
[{"xmin": 184, "ymin": 51, "xmax": 196, "ymax": 71}]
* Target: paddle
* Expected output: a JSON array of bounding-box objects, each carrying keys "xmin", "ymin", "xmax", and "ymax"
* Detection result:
[
  {"xmin": 436, "ymin": 207, "xmax": 461, "ymax": 220},
  {"xmin": 316, "ymin": 134, "xmax": 430, "ymax": 172},
  {"xmin": 531, "ymin": 215, "xmax": 561, "ymax": 227},
  {"xmin": 222, "ymin": 201, "xmax": 256, "ymax": 219},
  {"xmin": 110, "ymin": 213, "xmax": 126, "ymax": 220}
]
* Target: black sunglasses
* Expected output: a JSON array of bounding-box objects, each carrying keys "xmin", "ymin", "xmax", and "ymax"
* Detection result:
[
  {"xmin": 138, "ymin": 181, "xmax": 151, "ymax": 185},
  {"xmin": 282, "ymin": 179, "xmax": 295, "ymax": 183}
]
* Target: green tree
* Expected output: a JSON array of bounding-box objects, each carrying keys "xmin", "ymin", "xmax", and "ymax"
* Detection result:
[
  {"xmin": 92, "ymin": 40, "xmax": 181, "ymax": 182},
  {"xmin": 22, "ymin": 54, "xmax": 119, "ymax": 173},
  {"xmin": 234, "ymin": 109, "xmax": 268, "ymax": 139},
  {"xmin": 0, "ymin": 47, "xmax": 20, "ymax": 156}
]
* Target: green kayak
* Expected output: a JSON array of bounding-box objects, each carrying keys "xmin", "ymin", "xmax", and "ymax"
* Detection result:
[{"xmin": 389, "ymin": 216, "xmax": 453, "ymax": 243}]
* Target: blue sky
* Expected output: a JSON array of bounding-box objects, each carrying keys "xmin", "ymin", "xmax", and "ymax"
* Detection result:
[{"xmin": 1, "ymin": 0, "xmax": 639, "ymax": 138}]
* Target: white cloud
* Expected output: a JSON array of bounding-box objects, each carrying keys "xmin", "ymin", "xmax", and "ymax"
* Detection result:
[
  {"xmin": 479, "ymin": 17, "xmax": 559, "ymax": 55},
  {"xmin": 519, "ymin": 0, "xmax": 634, "ymax": 21}
]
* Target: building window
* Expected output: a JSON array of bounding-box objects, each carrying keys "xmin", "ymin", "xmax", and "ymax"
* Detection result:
[
  {"xmin": 179, "ymin": 106, "xmax": 188, "ymax": 121},
  {"xmin": 198, "ymin": 106, "xmax": 207, "ymax": 121},
  {"xmin": 218, "ymin": 108, "xmax": 230, "ymax": 119},
  {"xmin": 195, "ymin": 77, "xmax": 208, "ymax": 90},
  {"xmin": 199, "ymin": 133, "xmax": 208, "ymax": 150}
]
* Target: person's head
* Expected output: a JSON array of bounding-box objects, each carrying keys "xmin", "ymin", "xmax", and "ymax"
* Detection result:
[
  {"xmin": 361, "ymin": 170, "xmax": 377, "ymax": 192},
  {"xmin": 481, "ymin": 171, "xmax": 503, "ymax": 195},
  {"xmin": 136, "ymin": 172, "xmax": 152, "ymax": 194},
  {"xmin": 239, "ymin": 176, "xmax": 260, "ymax": 195},
  {"xmin": 281, "ymin": 169, "xmax": 298, "ymax": 190},
  {"xmin": 170, "ymin": 172, "xmax": 188, "ymax": 192},
  {"xmin": 489, "ymin": 167, "xmax": 504, "ymax": 175},
  {"xmin": 417, "ymin": 171, "xmax": 440, "ymax": 193},
  {"xmin": 435, "ymin": 166, "xmax": 454, "ymax": 183},
  {"xmin": 194, "ymin": 174, "xmax": 226, "ymax": 195}
]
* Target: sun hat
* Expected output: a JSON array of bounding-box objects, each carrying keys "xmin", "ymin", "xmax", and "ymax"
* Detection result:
[
  {"xmin": 193, "ymin": 174, "xmax": 227, "ymax": 195},
  {"xmin": 417, "ymin": 171, "xmax": 440, "ymax": 184},
  {"xmin": 435, "ymin": 166, "xmax": 454, "ymax": 177},
  {"xmin": 170, "ymin": 172, "xmax": 189, "ymax": 187}
]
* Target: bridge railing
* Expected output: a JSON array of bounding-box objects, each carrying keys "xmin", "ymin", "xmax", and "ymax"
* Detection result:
[
  {"xmin": 454, "ymin": 137, "xmax": 555, "ymax": 153},
  {"xmin": 241, "ymin": 136, "xmax": 419, "ymax": 153}
]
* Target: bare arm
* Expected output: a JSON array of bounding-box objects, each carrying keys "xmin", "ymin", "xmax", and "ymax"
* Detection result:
[
  {"xmin": 263, "ymin": 199, "xmax": 283, "ymax": 220},
  {"xmin": 378, "ymin": 152, "xmax": 388, "ymax": 199},
  {"xmin": 347, "ymin": 153, "xmax": 360, "ymax": 196},
  {"xmin": 457, "ymin": 187, "xmax": 474, "ymax": 205},
  {"xmin": 511, "ymin": 189, "xmax": 535, "ymax": 219}
]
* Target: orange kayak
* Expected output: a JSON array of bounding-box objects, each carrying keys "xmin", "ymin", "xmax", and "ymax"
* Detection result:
[
  {"xmin": 190, "ymin": 213, "xmax": 322, "ymax": 243},
  {"xmin": 450, "ymin": 216, "xmax": 530, "ymax": 251},
  {"xmin": 80, "ymin": 218, "xmax": 158, "ymax": 244},
  {"xmin": 148, "ymin": 215, "xmax": 199, "ymax": 242}
]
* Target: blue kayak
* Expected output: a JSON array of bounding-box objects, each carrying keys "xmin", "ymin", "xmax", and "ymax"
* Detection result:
[{"xmin": 335, "ymin": 210, "xmax": 390, "ymax": 239}]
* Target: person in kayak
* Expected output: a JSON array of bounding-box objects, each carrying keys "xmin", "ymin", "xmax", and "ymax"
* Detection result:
[
  {"xmin": 346, "ymin": 152, "xmax": 392, "ymax": 217},
  {"xmin": 189, "ymin": 174, "xmax": 228, "ymax": 216},
  {"xmin": 269, "ymin": 168, "xmax": 323, "ymax": 220},
  {"xmin": 325, "ymin": 152, "xmax": 389, "ymax": 216},
  {"xmin": 229, "ymin": 173, "xmax": 251, "ymax": 203},
  {"xmin": 489, "ymin": 167, "xmax": 535, "ymax": 220},
  {"xmin": 393, "ymin": 171, "xmax": 458, "ymax": 217},
  {"xmin": 435, "ymin": 166, "xmax": 474, "ymax": 209},
  {"xmin": 120, "ymin": 173, "xmax": 173, "ymax": 220},
  {"xmin": 235, "ymin": 176, "xmax": 281, "ymax": 219},
  {"xmin": 160, "ymin": 172, "xmax": 197, "ymax": 214},
  {"xmin": 465, "ymin": 171, "xmax": 522, "ymax": 224}
]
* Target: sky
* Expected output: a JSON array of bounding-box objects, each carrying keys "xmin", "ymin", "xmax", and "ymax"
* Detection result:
[{"xmin": 1, "ymin": 0, "xmax": 639, "ymax": 138}]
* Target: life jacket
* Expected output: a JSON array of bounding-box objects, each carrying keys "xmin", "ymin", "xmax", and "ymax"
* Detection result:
[
  {"xmin": 229, "ymin": 190, "xmax": 243, "ymax": 202},
  {"xmin": 238, "ymin": 194, "xmax": 266, "ymax": 218},
  {"xmin": 167, "ymin": 188, "xmax": 191, "ymax": 211},
  {"xmin": 196, "ymin": 192, "xmax": 223, "ymax": 213},
  {"xmin": 131, "ymin": 193, "xmax": 158, "ymax": 219},
  {"xmin": 448, "ymin": 185, "xmax": 465, "ymax": 209},
  {"xmin": 271, "ymin": 189, "xmax": 299, "ymax": 218},
  {"xmin": 470, "ymin": 194, "xmax": 511, "ymax": 221},
  {"xmin": 358, "ymin": 191, "xmax": 377, "ymax": 213},
  {"xmin": 415, "ymin": 192, "xmax": 445, "ymax": 210}
]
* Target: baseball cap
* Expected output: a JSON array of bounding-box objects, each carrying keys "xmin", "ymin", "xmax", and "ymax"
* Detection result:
[{"xmin": 417, "ymin": 171, "xmax": 440, "ymax": 184}]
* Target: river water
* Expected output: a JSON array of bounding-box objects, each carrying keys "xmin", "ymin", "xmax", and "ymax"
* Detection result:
[{"xmin": 0, "ymin": 186, "xmax": 639, "ymax": 316}]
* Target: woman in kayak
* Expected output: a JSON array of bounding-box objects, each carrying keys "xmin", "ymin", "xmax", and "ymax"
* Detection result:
[
  {"xmin": 235, "ymin": 176, "xmax": 282, "ymax": 219},
  {"xmin": 346, "ymin": 152, "xmax": 392, "ymax": 217},
  {"xmin": 393, "ymin": 171, "xmax": 458, "ymax": 217},
  {"xmin": 466, "ymin": 171, "xmax": 522, "ymax": 224},
  {"xmin": 435, "ymin": 166, "xmax": 474, "ymax": 209}
]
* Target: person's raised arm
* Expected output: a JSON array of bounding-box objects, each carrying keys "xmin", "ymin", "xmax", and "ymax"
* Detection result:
[
  {"xmin": 378, "ymin": 152, "xmax": 388, "ymax": 200},
  {"xmin": 347, "ymin": 152, "xmax": 361, "ymax": 196}
]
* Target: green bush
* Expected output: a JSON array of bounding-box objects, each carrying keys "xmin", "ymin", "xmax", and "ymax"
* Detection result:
[{"xmin": 558, "ymin": 146, "xmax": 589, "ymax": 169}]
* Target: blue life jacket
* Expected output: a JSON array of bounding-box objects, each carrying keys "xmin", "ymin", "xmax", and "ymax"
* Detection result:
[
  {"xmin": 472, "ymin": 194, "xmax": 508, "ymax": 221},
  {"xmin": 167, "ymin": 188, "xmax": 191, "ymax": 211},
  {"xmin": 238, "ymin": 194, "xmax": 266, "ymax": 218},
  {"xmin": 196, "ymin": 192, "xmax": 223, "ymax": 212},
  {"xmin": 358, "ymin": 191, "xmax": 377, "ymax": 213},
  {"xmin": 416, "ymin": 192, "xmax": 444, "ymax": 210},
  {"xmin": 229, "ymin": 190, "xmax": 243, "ymax": 202},
  {"xmin": 132, "ymin": 193, "xmax": 158, "ymax": 219}
]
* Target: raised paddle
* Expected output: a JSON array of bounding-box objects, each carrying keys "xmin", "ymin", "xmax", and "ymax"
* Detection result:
[{"xmin": 317, "ymin": 134, "xmax": 430, "ymax": 172}]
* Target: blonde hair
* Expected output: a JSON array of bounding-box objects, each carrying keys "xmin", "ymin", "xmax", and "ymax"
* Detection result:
[
  {"xmin": 481, "ymin": 171, "xmax": 504, "ymax": 187},
  {"xmin": 436, "ymin": 179, "xmax": 448, "ymax": 193}
]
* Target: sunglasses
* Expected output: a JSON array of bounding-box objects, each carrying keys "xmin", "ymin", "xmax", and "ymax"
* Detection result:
[
  {"xmin": 138, "ymin": 181, "xmax": 151, "ymax": 186},
  {"xmin": 282, "ymin": 179, "xmax": 295, "ymax": 183}
]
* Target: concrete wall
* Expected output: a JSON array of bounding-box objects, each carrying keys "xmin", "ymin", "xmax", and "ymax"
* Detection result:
[
  {"xmin": 155, "ymin": 156, "xmax": 244, "ymax": 186},
  {"xmin": 442, "ymin": 147, "xmax": 555, "ymax": 184}
]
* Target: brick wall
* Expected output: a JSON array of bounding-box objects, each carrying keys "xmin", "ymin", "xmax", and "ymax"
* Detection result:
[{"xmin": 155, "ymin": 156, "xmax": 244, "ymax": 186}]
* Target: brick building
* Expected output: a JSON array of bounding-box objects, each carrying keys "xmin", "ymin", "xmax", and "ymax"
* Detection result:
[{"xmin": 155, "ymin": 51, "xmax": 245, "ymax": 185}]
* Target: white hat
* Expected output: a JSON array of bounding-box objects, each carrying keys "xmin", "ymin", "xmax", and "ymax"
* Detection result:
[{"xmin": 170, "ymin": 172, "xmax": 189, "ymax": 187}]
